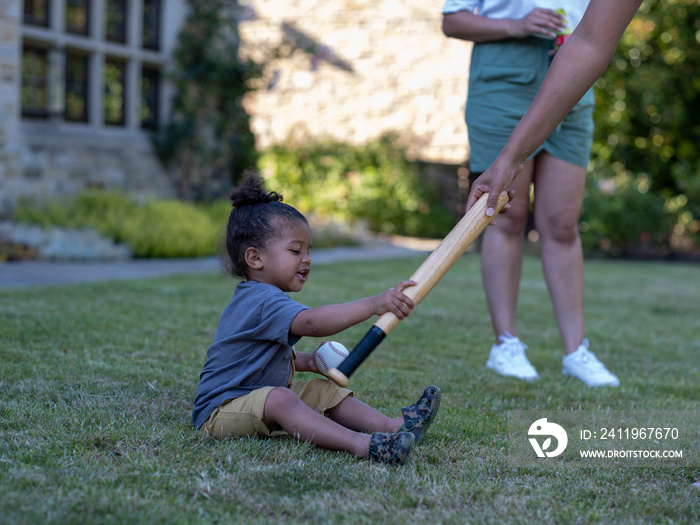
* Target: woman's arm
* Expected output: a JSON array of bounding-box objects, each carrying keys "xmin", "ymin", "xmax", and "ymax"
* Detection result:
[
  {"xmin": 442, "ymin": 8, "xmax": 565, "ymax": 43},
  {"xmin": 466, "ymin": 0, "xmax": 644, "ymax": 215}
]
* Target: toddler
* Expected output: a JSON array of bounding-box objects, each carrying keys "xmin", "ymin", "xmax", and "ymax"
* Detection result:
[{"xmin": 192, "ymin": 172, "xmax": 440, "ymax": 465}]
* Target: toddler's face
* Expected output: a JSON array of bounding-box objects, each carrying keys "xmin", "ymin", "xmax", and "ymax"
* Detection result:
[{"xmin": 253, "ymin": 219, "xmax": 312, "ymax": 292}]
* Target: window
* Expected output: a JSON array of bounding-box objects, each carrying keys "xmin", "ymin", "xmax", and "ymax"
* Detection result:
[
  {"xmin": 65, "ymin": 52, "xmax": 89, "ymax": 122},
  {"xmin": 21, "ymin": 46, "xmax": 49, "ymax": 119},
  {"xmin": 66, "ymin": 0, "xmax": 90, "ymax": 36},
  {"xmin": 104, "ymin": 59, "xmax": 126, "ymax": 126},
  {"xmin": 24, "ymin": 0, "xmax": 50, "ymax": 27},
  {"xmin": 20, "ymin": 0, "xmax": 169, "ymax": 133},
  {"xmin": 105, "ymin": 0, "xmax": 127, "ymax": 43},
  {"xmin": 141, "ymin": 67, "xmax": 160, "ymax": 129},
  {"xmin": 142, "ymin": 0, "xmax": 161, "ymax": 50}
]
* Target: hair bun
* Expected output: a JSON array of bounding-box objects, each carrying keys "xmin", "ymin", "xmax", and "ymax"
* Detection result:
[{"xmin": 230, "ymin": 171, "xmax": 283, "ymax": 207}]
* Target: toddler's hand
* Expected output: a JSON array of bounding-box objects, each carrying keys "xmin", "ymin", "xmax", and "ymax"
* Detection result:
[
  {"xmin": 372, "ymin": 280, "xmax": 416, "ymax": 319},
  {"xmin": 297, "ymin": 350, "xmax": 321, "ymax": 374}
]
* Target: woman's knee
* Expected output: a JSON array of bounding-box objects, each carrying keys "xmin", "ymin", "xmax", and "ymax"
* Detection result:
[{"xmin": 536, "ymin": 215, "xmax": 580, "ymax": 244}]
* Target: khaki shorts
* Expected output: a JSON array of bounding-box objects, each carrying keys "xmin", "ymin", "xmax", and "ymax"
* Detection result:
[{"xmin": 200, "ymin": 378, "xmax": 353, "ymax": 439}]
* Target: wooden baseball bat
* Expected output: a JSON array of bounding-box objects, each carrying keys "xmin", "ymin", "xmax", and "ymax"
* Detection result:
[{"xmin": 327, "ymin": 191, "xmax": 509, "ymax": 388}]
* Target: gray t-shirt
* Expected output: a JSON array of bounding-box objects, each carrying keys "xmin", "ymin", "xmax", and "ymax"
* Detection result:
[{"xmin": 192, "ymin": 280, "xmax": 309, "ymax": 429}]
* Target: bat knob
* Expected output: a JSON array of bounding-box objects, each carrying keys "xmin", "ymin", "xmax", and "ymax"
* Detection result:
[{"xmin": 326, "ymin": 368, "xmax": 349, "ymax": 388}]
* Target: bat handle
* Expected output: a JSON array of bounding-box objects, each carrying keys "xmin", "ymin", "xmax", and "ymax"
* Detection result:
[{"xmin": 327, "ymin": 325, "xmax": 386, "ymax": 387}]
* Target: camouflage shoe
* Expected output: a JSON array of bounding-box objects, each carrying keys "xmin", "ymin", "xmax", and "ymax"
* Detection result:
[
  {"xmin": 368, "ymin": 431, "xmax": 416, "ymax": 466},
  {"xmin": 398, "ymin": 385, "xmax": 441, "ymax": 443}
]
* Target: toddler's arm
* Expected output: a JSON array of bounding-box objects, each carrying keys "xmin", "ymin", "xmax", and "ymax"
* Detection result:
[
  {"xmin": 290, "ymin": 280, "xmax": 416, "ymax": 338},
  {"xmin": 293, "ymin": 350, "xmax": 321, "ymax": 374}
]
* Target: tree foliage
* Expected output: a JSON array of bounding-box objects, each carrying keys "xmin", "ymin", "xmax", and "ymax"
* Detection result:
[
  {"xmin": 588, "ymin": 0, "xmax": 699, "ymax": 255},
  {"xmin": 154, "ymin": 0, "xmax": 260, "ymax": 201}
]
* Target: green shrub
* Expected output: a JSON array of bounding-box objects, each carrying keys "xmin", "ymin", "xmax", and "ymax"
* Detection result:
[
  {"xmin": 580, "ymin": 172, "xmax": 671, "ymax": 258},
  {"xmin": 258, "ymin": 135, "xmax": 456, "ymax": 238},
  {"xmin": 12, "ymin": 136, "xmax": 457, "ymax": 258},
  {"xmin": 14, "ymin": 191, "xmax": 138, "ymax": 242},
  {"xmin": 13, "ymin": 191, "xmax": 224, "ymax": 258},
  {"xmin": 119, "ymin": 200, "xmax": 222, "ymax": 258},
  {"xmin": 12, "ymin": 191, "xmax": 361, "ymax": 258}
]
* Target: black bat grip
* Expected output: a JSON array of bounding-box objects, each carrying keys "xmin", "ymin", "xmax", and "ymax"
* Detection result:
[{"xmin": 337, "ymin": 325, "xmax": 387, "ymax": 378}]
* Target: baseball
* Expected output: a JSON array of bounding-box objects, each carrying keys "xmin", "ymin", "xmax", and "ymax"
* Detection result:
[{"xmin": 314, "ymin": 341, "xmax": 349, "ymax": 376}]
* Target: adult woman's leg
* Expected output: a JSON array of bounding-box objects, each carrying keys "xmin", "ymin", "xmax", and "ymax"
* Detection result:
[
  {"xmin": 531, "ymin": 152, "xmax": 586, "ymax": 355},
  {"xmin": 532, "ymin": 152, "xmax": 619, "ymax": 386},
  {"xmin": 480, "ymin": 160, "xmax": 535, "ymax": 340},
  {"xmin": 480, "ymin": 161, "xmax": 540, "ymax": 380}
]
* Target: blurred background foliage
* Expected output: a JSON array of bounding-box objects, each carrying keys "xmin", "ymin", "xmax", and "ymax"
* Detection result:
[
  {"xmin": 10, "ymin": 0, "xmax": 699, "ymax": 259},
  {"xmin": 11, "ymin": 136, "xmax": 455, "ymax": 258},
  {"xmin": 585, "ymin": 0, "xmax": 699, "ymax": 257},
  {"xmin": 259, "ymin": 135, "xmax": 456, "ymax": 239},
  {"xmin": 12, "ymin": 192, "xmax": 229, "ymax": 258}
]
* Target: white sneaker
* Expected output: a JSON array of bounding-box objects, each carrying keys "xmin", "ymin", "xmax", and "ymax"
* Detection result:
[
  {"xmin": 562, "ymin": 339, "xmax": 620, "ymax": 387},
  {"xmin": 486, "ymin": 332, "xmax": 539, "ymax": 381}
]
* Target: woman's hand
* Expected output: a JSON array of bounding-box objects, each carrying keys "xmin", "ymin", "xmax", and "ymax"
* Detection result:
[
  {"xmin": 444, "ymin": 8, "xmax": 564, "ymax": 43},
  {"xmin": 467, "ymin": 157, "xmax": 519, "ymax": 217},
  {"xmin": 511, "ymin": 8, "xmax": 565, "ymax": 39}
]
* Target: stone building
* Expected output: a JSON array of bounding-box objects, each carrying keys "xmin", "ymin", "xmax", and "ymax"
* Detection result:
[
  {"xmin": 0, "ymin": 0, "xmax": 187, "ymax": 217},
  {"xmin": 0, "ymin": 0, "xmax": 472, "ymax": 217}
]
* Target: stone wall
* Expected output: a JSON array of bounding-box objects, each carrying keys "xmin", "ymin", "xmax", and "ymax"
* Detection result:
[
  {"xmin": 0, "ymin": 0, "xmax": 22, "ymax": 215},
  {"xmin": 13, "ymin": 131, "xmax": 175, "ymax": 200},
  {"xmin": 240, "ymin": 0, "xmax": 472, "ymax": 165}
]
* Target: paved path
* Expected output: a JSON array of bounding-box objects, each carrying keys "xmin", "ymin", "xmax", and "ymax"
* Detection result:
[{"xmin": 0, "ymin": 243, "xmax": 430, "ymax": 289}]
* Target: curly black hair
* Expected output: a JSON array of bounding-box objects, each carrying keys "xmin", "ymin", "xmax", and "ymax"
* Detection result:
[{"xmin": 224, "ymin": 171, "xmax": 308, "ymax": 279}]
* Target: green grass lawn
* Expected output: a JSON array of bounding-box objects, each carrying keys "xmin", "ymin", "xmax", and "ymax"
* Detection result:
[{"xmin": 1, "ymin": 254, "xmax": 699, "ymax": 524}]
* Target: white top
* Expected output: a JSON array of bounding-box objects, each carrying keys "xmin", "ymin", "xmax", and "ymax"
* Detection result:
[{"xmin": 442, "ymin": 0, "xmax": 590, "ymax": 31}]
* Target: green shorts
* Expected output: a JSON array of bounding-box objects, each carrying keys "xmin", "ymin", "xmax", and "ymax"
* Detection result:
[
  {"xmin": 200, "ymin": 378, "xmax": 353, "ymax": 439},
  {"xmin": 466, "ymin": 37, "xmax": 594, "ymax": 172}
]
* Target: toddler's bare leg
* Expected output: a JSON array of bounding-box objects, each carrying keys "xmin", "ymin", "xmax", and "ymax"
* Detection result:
[
  {"xmin": 262, "ymin": 387, "xmax": 370, "ymax": 458},
  {"xmin": 326, "ymin": 396, "xmax": 403, "ymax": 434}
]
